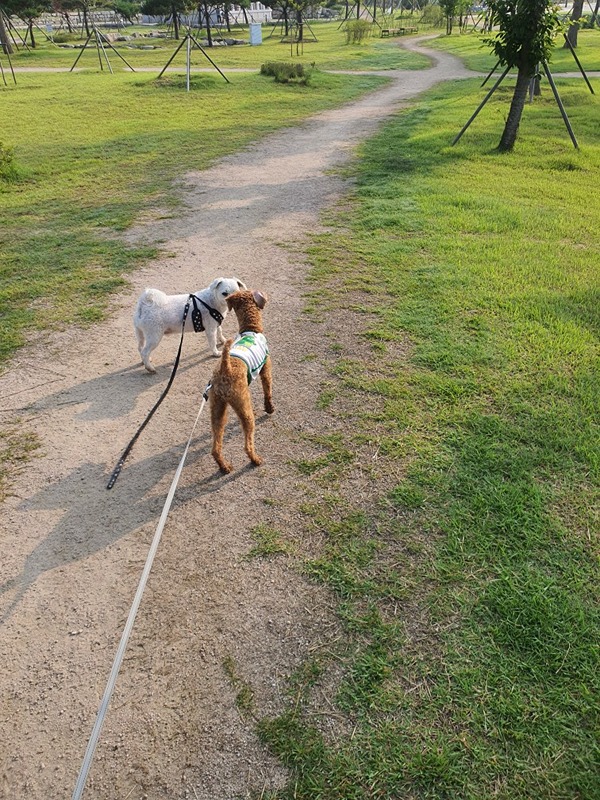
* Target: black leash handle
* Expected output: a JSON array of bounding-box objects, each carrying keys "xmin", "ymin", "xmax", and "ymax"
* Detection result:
[{"xmin": 106, "ymin": 300, "xmax": 191, "ymax": 490}]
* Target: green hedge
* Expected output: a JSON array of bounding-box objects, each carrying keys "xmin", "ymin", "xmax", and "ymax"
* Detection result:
[{"xmin": 260, "ymin": 61, "xmax": 311, "ymax": 84}]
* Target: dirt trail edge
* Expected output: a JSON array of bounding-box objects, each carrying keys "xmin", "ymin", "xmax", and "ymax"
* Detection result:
[{"xmin": 0, "ymin": 40, "xmax": 471, "ymax": 800}]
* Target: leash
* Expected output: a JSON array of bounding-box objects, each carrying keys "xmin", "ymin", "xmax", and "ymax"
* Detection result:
[
  {"xmin": 73, "ymin": 384, "xmax": 211, "ymax": 800},
  {"xmin": 107, "ymin": 295, "xmax": 220, "ymax": 490}
]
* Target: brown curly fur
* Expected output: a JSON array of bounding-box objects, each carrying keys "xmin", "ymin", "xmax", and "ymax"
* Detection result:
[{"xmin": 209, "ymin": 290, "xmax": 274, "ymax": 473}]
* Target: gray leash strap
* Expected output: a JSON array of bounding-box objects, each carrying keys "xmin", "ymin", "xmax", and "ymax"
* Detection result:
[{"xmin": 72, "ymin": 388, "xmax": 210, "ymax": 799}]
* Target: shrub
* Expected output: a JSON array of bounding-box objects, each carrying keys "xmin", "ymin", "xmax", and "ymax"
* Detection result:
[
  {"xmin": 345, "ymin": 19, "xmax": 372, "ymax": 44},
  {"xmin": 420, "ymin": 4, "xmax": 445, "ymax": 26},
  {"xmin": 259, "ymin": 61, "xmax": 311, "ymax": 84},
  {"xmin": 53, "ymin": 32, "xmax": 84, "ymax": 43},
  {"xmin": 0, "ymin": 142, "xmax": 19, "ymax": 184}
]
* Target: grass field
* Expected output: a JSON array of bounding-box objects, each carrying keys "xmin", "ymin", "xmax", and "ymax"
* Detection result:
[
  {"xmin": 255, "ymin": 78, "xmax": 600, "ymax": 799},
  {"xmin": 430, "ymin": 26, "xmax": 600, "ymax": 72},
  {"xmin": 0, "ymin": 69, "xmax": 386, "ymax": 367},
  {"xmin": 2, "ymin": 20, "xmax": 431, "ymax": 71}
]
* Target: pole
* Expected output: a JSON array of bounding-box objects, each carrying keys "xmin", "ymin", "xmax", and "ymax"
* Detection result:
[
  {"xmin": 96, "ymin": 27, "xmax": 136, "ymax": 71},
  {"xmin": 157, "ymin": 35, "xmax": 188, "ymax": 78},
  {"xmin": 95, "ymin": 28, "xmax": 113, "ymax": 73},
  {"xmin": 542, "ymin": 61, "xmax": 579, "ymax": 148},
  {"xmin": 70, "ymin": 30, "xmax": 94, "ymax": 71},
  {"xmin": 452, "ymin": 64, "xmax": 511, "ymax": 146},
  {"xmin": 481, "ymin": 59, "xmax": 500, "ymax": 88},
  {"xmin": 562, "ymin": 31, "xmax": 594, "ymax": 94},
  {"xmin": 186, "ymin": 33, "xmax": 191, "ymax": 92},
  {"xmin": 189, "ymin": 33, "xmax": 230, "ymax": 82}
]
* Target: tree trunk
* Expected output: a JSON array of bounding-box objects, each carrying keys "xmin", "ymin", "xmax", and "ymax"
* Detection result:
[
  {"xmin": 498, "ymin": 67, "xmax": 531, "ymax": 152},
  {"xmin": 224, "ymin": 5, "xmax": 231, "ymax": 31},
  {"xmin": 83, "ymin": 7, "xmax": 90, "ymax": 37},
  {"xmin": 296, "ymin": 8, "xmax": 303, "ymax": 41},
  {"xmin": 203, "ymin": 0, "xmax": 213, "ymax": 44},
  {"xmin": 172, "ymin": 4, "xmax": 180, "ymax": 39},
  {"xmin": 564, "ymin": 0, "xmax": 584, "ymax": 48},
  {"xmin": 0, "ymin": 12, "xmax": 12, "ymax": 55},
  {"xmin": 28, "ymin": 19, "xmax": 36, "ymax": 48},
  {"xmin": 282, "ymin": 7, "xmax": 289, "ymax": 37},
  {"xmin": 64, "ymin": 12, "xmax": 73, "ymax": 33}
]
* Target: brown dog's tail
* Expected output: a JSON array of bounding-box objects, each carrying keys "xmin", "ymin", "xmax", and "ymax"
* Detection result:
[{"xmin": 219, "ymin": 338, "xmax": 234, "ymax": 377}]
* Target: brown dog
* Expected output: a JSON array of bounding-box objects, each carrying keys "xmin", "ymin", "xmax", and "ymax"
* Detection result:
[{"xmin": 209, "ymin": 289, "xmax": 274, "ymax": 473}]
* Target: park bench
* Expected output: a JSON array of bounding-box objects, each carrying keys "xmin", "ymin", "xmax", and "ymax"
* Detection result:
[{"xmin": 380, "ymin": 26, "xmax": 418, "ymax": 37}]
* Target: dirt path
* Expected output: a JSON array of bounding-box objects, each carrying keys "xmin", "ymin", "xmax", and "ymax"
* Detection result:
[{"xmin": 0, "ymin": 39, "xmax": 471, "ymax": 799}]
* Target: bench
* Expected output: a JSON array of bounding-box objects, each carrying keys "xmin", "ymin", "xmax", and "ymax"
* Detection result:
[{"xmin": 380, "ymin": 26, "xmax": 418, "ymax": 37}]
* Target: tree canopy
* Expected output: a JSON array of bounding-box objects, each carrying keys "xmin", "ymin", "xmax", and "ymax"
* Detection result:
[{"xmin": 484, "ymin": 0, "xmax": 562, "ymax": 76}]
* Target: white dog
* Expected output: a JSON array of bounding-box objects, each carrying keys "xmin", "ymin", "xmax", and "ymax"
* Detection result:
[{"xmin": 134, "ymin": 277, "xmax": 247, "ymax": 373}]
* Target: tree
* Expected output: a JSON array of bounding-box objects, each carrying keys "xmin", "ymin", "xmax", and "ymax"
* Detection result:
[
  {"xmin": 263, "ymin": 0, "xmax": 296, "ymax": 37},
  {"xmin": 484, "ymin": 0, "xmax": 562, "ymax": 151},
  {"xmin": 140, "ymin": 0, "xmax": 193, "ymax": 38},
  {"xmin": 564, "ymin": 0, "xmax": 583, "ymax": 48},
  {"xmin": 197, "ymin": 0, "xmax": 214, "ymax": 45},
  {"xmin": 439, "ymin": 0, "xmax": 457, "ymax": 34},
  {"xmin": 0, "ymin": 10, "xmax": 12, "ymax": 54},
  {"xmin": 439, "ymin": 0, "xmax": 468, "ymax": 34},
  {"xmin": 4, "ymin": 0, "xmax": 53, "ymax": 47},
  {"xmin": 52, "ymin": 0, "xmax": 74, "ymax": 32},
  {"xmin": 109, "ymin": 0, "xmax": 141, "ymax": 23},
  {"xmin": 58, "ymin": 0, "xmax": 99, "ymax": 37}
]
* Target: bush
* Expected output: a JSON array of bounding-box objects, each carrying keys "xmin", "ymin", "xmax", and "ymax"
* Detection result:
[
  {"xmin": 259, "ymin": 61, "xmax": 311, "ymax": 84},
  {"xmin": 344, "ymin": 19, "xmax": 372, "ymax": 44},
  {"xmin": 0, "ymin": 142, "xmax": 19, "ymax": 185},
  {"xmin": 420, "ymin": 4, "xmax": 445, "ymax": 26},
  {"xmin": 53, "ymin": 32, "xmax": 84, "ymax": 43}
]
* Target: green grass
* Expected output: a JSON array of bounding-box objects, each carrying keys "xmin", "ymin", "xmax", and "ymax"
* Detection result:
[
  {"xmin": 0, "ymin": 422, "xmax": 41, "ymax": 501},
  {"xmin": 223, "ymin": 655, "xmax": 256, "ymax": 718},
  {"xmin": 245, "ymin": 524, "xmax": 289, "ymax": 559},
  {"xmin": 5, "ymin": 20, "xmax": 431, "ymax": 71},
  {"xmin": 0, "ymin": 68, "xmax": 385, "ymax": 365},
  {"xmin": 430, "ymin": 26, "xmax": 600, "ymax": 72},
  {"xmin": 257, "ymin": 79, "xmax": 600, "ymax": 799}
]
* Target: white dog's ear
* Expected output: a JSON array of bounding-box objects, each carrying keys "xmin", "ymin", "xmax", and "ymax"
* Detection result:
[
  {"xmin": 253, "ymin": 291, "xmax": 267, "ymax": 309},
  {"xmin": 236, "ymin": 279, "xmax": 247, "ymax": 289}
]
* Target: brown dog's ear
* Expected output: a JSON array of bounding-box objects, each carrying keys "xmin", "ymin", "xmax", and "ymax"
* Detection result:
[
  {"xmin": 253, "ymin": 290, "xmax": 267, "ymax": 309},
  {"xmin": 236, "ymin": 279, "xmax": 247, "ymax": 289}
]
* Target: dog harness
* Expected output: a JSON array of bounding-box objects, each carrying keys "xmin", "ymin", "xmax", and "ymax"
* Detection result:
[
  {"xmin": 230, "ymin": 331, "xmax": 269, "ymax": 384},
  {"xmin": 189, "ymin": 294, "xmax": 224, "ymax": 333}
]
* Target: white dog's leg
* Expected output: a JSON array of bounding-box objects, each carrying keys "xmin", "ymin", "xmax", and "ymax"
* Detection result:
[
  {"xmin": 135, "ymin": 325, "xmax": 146, "ymax": 363},
  {"xmin": 140, "ymin": 331, "xmax": 162, "ymax": 373},
  {"xmin": 206, "ymin": 324, "xmax": 223, "ymax": 357}
]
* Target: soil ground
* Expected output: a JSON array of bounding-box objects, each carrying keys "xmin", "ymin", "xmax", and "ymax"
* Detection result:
[{"xmin": 0, "ymin": 40, "xmax": 470, "ymax": 799}]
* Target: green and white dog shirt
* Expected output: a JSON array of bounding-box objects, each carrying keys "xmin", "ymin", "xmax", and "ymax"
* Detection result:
[{"xmin": 230, "ymin": 331, "xmax": 269, "ymax": 384}]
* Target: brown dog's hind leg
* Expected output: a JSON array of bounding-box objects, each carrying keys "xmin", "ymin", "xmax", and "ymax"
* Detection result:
[
  {"xmin": 260, "ymin": 356, "xmax": 275, "ymax": 415},
  {"xmin": 210, "ymin": 398, "xmax": 233, "ymax": 473},
  {"xmin": 231, "ymin": 395, "xmax": 262, "ymax": 467}
]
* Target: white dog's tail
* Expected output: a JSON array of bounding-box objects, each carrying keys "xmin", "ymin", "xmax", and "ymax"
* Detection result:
[{"xmin": 137, "ymin": 287, "xmax": 164, "ymax": 307}]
